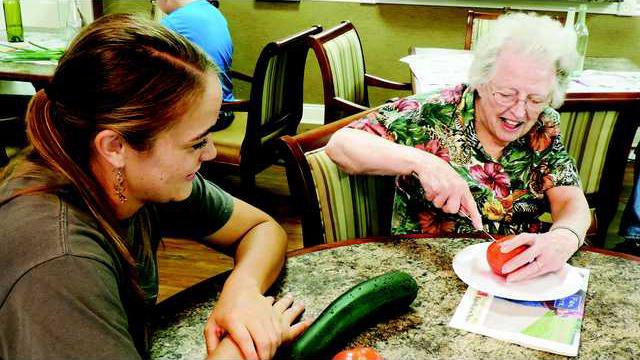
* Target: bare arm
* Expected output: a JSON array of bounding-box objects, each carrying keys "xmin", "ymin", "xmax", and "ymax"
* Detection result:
[
  {"xmin": 202, "ymin": 198, "xmax": 288, "ymax": 360},
  {"xmin": 326, "ymin": 128, "xmax": 483, "ymax": 229},
  {"xmin": 547, "ymin": 185, "xmax": 591, "ymax": 249},
  {"xmin": 326, "ymin": 127, "xmax": 429, "ymax": 176}
]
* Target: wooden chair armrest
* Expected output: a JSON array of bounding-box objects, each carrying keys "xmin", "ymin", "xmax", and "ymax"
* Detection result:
[
  {"xmin": 291, "ymin": 108, "xmax": 379, "ymax": 152},
  {"xmin": 334, "ymin": 97, "xmax": 369, "ymax": 114},
  {"xmin": 365, "ymin": 74, "xmax": 412, "ymax": 91},
  {"xmin": 221, "ymin": 99, "xmax": 250, "ymax": 112},
  {"xmin": 229, "ymin": 69, "xmax": 253, "ymax": 83}
]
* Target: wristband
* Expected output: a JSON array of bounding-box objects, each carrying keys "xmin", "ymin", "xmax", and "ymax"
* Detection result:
[{"xmin": 550, "ymin": 225, "xmax": 584, "ymax": 249}]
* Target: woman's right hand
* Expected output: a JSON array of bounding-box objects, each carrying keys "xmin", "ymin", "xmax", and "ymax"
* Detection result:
[
  {"xmin": 414, "ymin": 154, "xmax": 483, "ymax": 230},
  {"xmin": 206, "ymin": 294, "xmax": 310, "ymax": 360}
]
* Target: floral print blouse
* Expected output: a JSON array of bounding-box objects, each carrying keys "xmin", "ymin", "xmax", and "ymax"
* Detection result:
[{"xmin": 347, "ymin": 84, "xmax": 581, "ymax": 235}]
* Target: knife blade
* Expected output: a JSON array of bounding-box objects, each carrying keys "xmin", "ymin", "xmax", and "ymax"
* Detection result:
[{"xmin": 458, "ymin": 209, "xmax": 496, "ymax": 242}]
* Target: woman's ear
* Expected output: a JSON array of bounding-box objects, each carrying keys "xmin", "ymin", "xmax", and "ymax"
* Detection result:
[{"xmin": 93, "ymin": 130, "xmax": 126, "ymax": 168}]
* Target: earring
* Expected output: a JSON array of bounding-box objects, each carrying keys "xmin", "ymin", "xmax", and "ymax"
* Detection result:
[{"xmin": 113, "ymin": 167, "xmax": 127, "ymax": 204}]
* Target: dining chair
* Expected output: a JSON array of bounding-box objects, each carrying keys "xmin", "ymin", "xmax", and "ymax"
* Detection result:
[
  {"xmin": 279, "ymin": 110, "xmax": 395, "ymax": 247},
  {"xmin": 464, "ymin": 10, "xmax": 503, "ymax": 50},
  {"xmin": 464, "ymin": 9, "xmax": 564, "ymax": 50},
  {"xmin": 557, "ymin": 98, "xmax": 637, "ymax": 244},
  {"xmin": 205, "ymin": 25, "xmax": 322, "ymax": 194},
  {"xmin": 0, "ymin": 94, "xmax": 31, "ymax": 168},
  {"xmin": 308, "ymin": 21, "xmax": 412, "ymax": 125}
]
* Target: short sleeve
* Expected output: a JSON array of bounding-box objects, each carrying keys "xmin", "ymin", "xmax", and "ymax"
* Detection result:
[
  {"xmin": 0, "ymin": 255, "xmax": 141, "ymax": 360},
  {"xmin": 539, "ymin": 109, "xmax": 582, "ymax": 189},
  {"xmin": 156, "ymin": 174, "xmax": 234, "ymax": 239},
  {"xmin": 345, "ymin": 97, "xmax": 424, "ymax": 143}
]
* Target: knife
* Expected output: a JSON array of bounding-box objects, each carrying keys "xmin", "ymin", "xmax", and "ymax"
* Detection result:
[{"xmin": 458, "ymin": 208, "xmax": 496, "ymax": 242}]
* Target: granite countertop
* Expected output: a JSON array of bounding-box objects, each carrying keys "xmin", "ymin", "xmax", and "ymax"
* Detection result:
[{"xmin": 150, "ymin": 237, "xmax": 640, "ymax": 359}]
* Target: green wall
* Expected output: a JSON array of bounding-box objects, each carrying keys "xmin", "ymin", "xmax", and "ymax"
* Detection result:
[{"xmin": 105, "ymin": 1, "xmax": 640, "ymax": 106}]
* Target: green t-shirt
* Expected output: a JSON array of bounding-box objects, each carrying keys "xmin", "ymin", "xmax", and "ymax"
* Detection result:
[{"xmin": 0, "ymin": 173, "xmax": 233, "ymax": 359}]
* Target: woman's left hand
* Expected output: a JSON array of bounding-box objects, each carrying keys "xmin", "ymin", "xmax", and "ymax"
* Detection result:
[
  {"xmin": 498, "ymin": 231, "xmax": 578, "ymax": 282},
  {"xmin": 204, "ymin": 284, "xmax": 288, "ymax": 360}
]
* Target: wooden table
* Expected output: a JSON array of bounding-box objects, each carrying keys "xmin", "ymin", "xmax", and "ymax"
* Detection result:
[
  {"xmin": 0, "ymin": 60, "xmax": 55, "ymax": 90},
  {"xmin": 150, "ymin": 236, "xmax": 640, "ymax": 359},
  {"xmin": 0, "ymin": 28, "xmax": 67, "ymax": 90}
]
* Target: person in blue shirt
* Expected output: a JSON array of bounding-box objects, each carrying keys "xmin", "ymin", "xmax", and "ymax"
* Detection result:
[{"xmin": 158, "ymin": 0, "xmax": 235, "ymax": 129}]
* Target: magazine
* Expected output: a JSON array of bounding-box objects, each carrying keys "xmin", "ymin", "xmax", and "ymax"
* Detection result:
[{"xmin": 449, "ymin": 267, "xmax": 590, "ymax": 356}]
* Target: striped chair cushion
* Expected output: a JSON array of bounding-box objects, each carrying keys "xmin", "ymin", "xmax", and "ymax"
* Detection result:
[
  {"xmin": 469, "ymin": 18, "xmax": 496, "ymax": 50},
  {"xmin": 261, "ymin": 53, "xmax": 287, "ymax": 129},
  {"xmin": 322, "ymin": 29, "xmax": 366, "ymax": 105},
  {"xmin": 305, "ymin": 148, "xmax": 393, "ymax": 243},
  {"xmin": 559, "ymin": 110, "xmax": 618, "ymax": 194}
]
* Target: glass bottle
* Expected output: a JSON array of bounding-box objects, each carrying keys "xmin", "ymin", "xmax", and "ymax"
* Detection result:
[
  {"xmin": 3, "ymin": 0, "xmax": 24, "ymax": 43},
  {"xmin": 565, "ymin": 7, "xmax": 576, "ymax": 30},
  {"xmin": 574, "ymin": 4, "xmax": 589, "ymax": 74}
]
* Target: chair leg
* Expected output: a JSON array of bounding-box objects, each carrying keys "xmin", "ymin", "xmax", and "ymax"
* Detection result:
[
  {"xmin": 241, "ymin": 171, "xmax": 257, "ymax": 199},
  {"xmin": 1, "ymin": 147, "xmax": 9, "ymax": 167}
]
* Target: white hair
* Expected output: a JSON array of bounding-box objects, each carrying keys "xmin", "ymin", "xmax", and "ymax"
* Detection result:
[{"xmin": 467, "ymin": 12, "xmax": 578, "ymax": 108}]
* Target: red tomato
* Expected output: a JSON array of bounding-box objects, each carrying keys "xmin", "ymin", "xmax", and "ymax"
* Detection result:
[
  {"xmin": 486, "ymin": 235, "xmax": 529, "ymax": 276},
  {"xmin": 332, "ymin": 347, "xmax": 384, "ymax": 360}
]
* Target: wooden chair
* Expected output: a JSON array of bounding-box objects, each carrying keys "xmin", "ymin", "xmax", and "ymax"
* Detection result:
[
  {"xmin": 464, "ymin": 10, "xmax": 502, "ymax": 50},
  {"xmin": 308, "ymin": 21, "xmax": 411, "ymax": 125},
  {"xmin": 279, "ymin": 110, "xmax": 395, "ymax": 247},
  {"xmin": 464, "ymin": 9, "xmax": 564, "ymax": 50},
  {"xmin": 0, "ymin": 94, "xmax": 31, "ymax": 168},
  {"xmin": 557, "ymin": 97, "xmax": 638, "ymax": 245},
  {"xmin": 0, "ymin": 116, "xmax": 16, "ymax": 167},
  {"xmin": 205, "ymin": 25, "xmax": 322, "ymax": 193}
]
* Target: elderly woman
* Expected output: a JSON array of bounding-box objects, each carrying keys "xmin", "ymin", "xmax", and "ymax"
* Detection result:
[
  {"xmin": 326, "ymin": 13, "xmax": 590, "ymax": 283},
  {"xmin": 0, "ymin": 14, "xmax": 306, "ymax": 360}
]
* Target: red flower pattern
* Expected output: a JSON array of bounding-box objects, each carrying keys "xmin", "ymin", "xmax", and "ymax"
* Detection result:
[
  {"xmin": 418, "ymin": 211, "xmax": 456, "ymax": 235},
  {"xmin": 395, "ymin": 99, "xmax": 421, "ymax": 112},
  {"xmin": 415, "ymin": 139, "xmax": 450, "ymax": 162},
  {"xmin": 349, "ymin": 117, "xmax": 396, "ymax": 141},
  {"xmin": 440, "ymin": 84, "xmax": 465, "ymax": 104},
  {"xmin": 528, "ymin": 120, "xmax": 560, "ymax": 152},
  {"xmin": 470, "ymin": 163, "xmax": 511, "ymax": 198}
]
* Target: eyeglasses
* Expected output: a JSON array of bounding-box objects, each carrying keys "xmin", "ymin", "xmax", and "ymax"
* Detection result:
[{"xmin": 490, "ymin": 85, "xmax": 550, "ymax": 113}]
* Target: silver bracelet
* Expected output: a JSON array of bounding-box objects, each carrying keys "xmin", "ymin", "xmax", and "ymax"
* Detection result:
[{"xmin": 550, "ymin": 225, "xmax": 584, "ymax": 249}]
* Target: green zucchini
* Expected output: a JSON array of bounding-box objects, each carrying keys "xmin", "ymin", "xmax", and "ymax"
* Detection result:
[{"xmin": 290, "ymin": 270, "xmax": 418, "ymax": 360}]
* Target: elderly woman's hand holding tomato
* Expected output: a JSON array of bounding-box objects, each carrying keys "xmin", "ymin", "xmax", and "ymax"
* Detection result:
[{"xmin": 487, "ymin": 231, "xmax": 579, "ymax": 282}]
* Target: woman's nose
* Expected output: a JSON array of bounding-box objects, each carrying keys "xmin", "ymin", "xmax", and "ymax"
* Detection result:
[
  {"xmin": 200, "ymin": 141, "xmax": 217, "ymax": 162},
  {"xmin": 509, "ymin": 98, "xmax": 528, "ymax": 119}
]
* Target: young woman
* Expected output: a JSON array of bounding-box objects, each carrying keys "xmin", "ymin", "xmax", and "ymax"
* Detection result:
[{"xmin": 0, "ymin": 14, "xmax": 307, "ymax": 360}]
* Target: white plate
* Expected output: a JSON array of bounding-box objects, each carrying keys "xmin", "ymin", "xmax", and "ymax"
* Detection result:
[{"xmin": 452, "ymin": 242, "xmax": 583, "ymax": 301}]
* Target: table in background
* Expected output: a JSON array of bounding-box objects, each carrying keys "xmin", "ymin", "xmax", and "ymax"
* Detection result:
[
  {"xmin": 150, "ymin": 236, "xmax": 640, "ymax": 359},
  {"xmin": 0, "ymin": 28, "xmax": 66, "ymax": 90}
]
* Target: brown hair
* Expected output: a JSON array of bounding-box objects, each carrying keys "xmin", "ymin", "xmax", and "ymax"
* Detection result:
[{"xmin": 1, "ymin": 14, "xmax": 216, "ymax": 297}]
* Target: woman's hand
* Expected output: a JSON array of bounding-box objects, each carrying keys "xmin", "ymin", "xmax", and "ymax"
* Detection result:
[
  {"xmin": 204, "ymin": 288, "xmax": 309, "ymax": 360},
  {"xmin": 414, "ymin": 155, "xmax": 483, "ymax": 230},
  {"xmin": 498, "ymin": 231, "xmax": 579, "ymax": 282}
]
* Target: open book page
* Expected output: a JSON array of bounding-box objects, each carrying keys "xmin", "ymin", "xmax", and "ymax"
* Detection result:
[{"xmin": 449, "ymin": 267, "xmax": 590, "ymax": 356}]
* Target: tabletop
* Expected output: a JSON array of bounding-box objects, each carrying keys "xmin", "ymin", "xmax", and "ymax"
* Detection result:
[
  {"xmin": 0, "ymin": 28, "xmax": 66, "ymax": 86},
  {"xmin": 150, "ymin": 237, "xmax": 640, "ymax": 359}
]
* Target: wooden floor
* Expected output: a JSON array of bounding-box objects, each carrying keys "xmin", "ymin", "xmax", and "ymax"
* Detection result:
[
  {"xmin": 157, "ymin": 163, "xmax": 636, "ymax": 302},
  {"xmin": 157, "ymin": 165, "xmax": 302, "ymax": 301}
]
